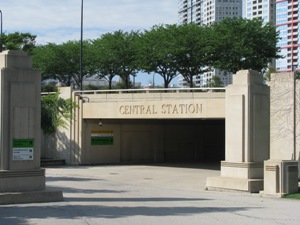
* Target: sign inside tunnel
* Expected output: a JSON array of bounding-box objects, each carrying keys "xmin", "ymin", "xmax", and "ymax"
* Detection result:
[{"xmin": 91, "ymin": 130, "xmax": 114, "ymax": 146}]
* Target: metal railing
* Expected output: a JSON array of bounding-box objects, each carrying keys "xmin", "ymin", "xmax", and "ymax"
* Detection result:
[{"xmin": 73, "ymin": 87, "xmax": 226, "ymax": 103}]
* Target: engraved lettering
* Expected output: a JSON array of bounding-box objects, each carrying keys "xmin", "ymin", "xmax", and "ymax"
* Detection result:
[
  {"xmin": 161, "ymin": 104, "xmax": 167, "ymax": 114},
  {"xmin": 152, "ymin": 105, "xmax": 158, "ymax": 114},
  {"xmin": 188, "ymin": 104, "xmax": 195, "ymax": 113},
  {"xmin": 196, "ymin": 104, "xmax": 202, "ymax": 113},
  {"xmin": 120, "ymin": 104, "xmax": 202, "ymax": 115},
  {"xmin": 179, "ymin": 104, "xmax": 187, "ymax": 113},
  {"xmin": 172, "ymin": 105, "xmax": 178, "ymax": 114},
  {"xmin": 119, "ymin": 106, "xmax": 125, "ymax": 114}
]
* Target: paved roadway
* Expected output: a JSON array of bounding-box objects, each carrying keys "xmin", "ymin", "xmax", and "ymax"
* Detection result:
[{"xmin": 0, "ymin": 163, "xmax": 299, "ymax": 225}]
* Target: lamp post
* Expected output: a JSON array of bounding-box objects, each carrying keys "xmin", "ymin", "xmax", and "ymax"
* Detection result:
[
  {"xmin": 80, "ymin": 0, "xmax": 83, "ymax": 90},
  {"xmin": 292, "ymin": 65, "xmax": 297, "ymax": 160},
  {"xmin": 0, "ymin": 10, "xmax": 3, "ymax": 52}
]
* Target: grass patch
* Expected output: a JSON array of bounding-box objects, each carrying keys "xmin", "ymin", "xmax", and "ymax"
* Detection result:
[
  {"xmin": 283, "ymin": 192, "xmax": 300, "ymax": 199},
  {"xmin": 283, "ymin": 178, "xmax": 300, "ymax": 199}
]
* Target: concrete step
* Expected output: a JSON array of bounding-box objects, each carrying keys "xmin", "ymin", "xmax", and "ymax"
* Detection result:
[{"xmin": 41, "ymin": 158, "xmax": 66, "ymax": 167}]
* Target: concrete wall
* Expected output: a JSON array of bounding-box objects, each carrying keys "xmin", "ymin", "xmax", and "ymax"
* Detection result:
[
  {"xmin": 270, "ymin": 73, "xmax": 300, "ymax": 160},
  {"xmin": 41, "ymin": 87, "xmax": 73, "ymax": 164},
  {"xmin": 82, "ymin": 92, "xmax": 225, "ymax": 119}
]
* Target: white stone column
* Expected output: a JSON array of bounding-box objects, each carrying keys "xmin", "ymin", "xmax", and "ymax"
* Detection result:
[
  {"xmin": 206, "ymin": 70, "xmax": 270, "ymax": 192},
  {"xmin": 0, "ymin": 50, "xmax": 62, "ymax": 204},
  {"xmin": 0, "ymin": 51, "xmax": 45, "ymax": 191}
]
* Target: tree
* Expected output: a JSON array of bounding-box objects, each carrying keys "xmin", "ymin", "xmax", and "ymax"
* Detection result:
[
  {"xmin": 206, "ymin": 76, "xmax": 223, "ymax": 87},
  {"xmin": 32, "ymin": 40, "xmax": 93, "ymax": 88},
  {"xmin": 92, "ymin": 30, "xmax": 139, "ymax": 89},
  {"xmin": 0, "ymin": 32, "xmax": 37, "ymax": 54},
  {"xmin": 174, "ymin": 23, "xmax": 212, "ymax": 88},
  {"xmin": 91, "ymin": 36, "xmax": 118, "ymax": 89},
  {"xmin": 137, "ymin": 24, "xmax": 179, "ymax": 88},
  {"xmin": 209, "ymin": 17, "xmax": 281, "ymax": 73},
  {"xmin": 32, "ymin": 43, "xmax": 60, "ymax": 81},
  {"xmin": 84, "ymin": 84, "xmax": 99, "ymax": 90},
  {"xmin": 41, "ymin": 92, "xmax": 75, "ymax": 135},
  {"xmin": 265, "ymin": 66, "xmax": 277, "ymax": 82},
  {"xmin": 41, "ymin": 83, "xmax": 58, "ymax": 92}
]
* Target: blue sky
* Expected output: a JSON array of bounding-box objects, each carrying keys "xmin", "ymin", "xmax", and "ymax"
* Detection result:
[{"xmin": 1, "ymin": 0, "xmax": 178, "ymax": 86}]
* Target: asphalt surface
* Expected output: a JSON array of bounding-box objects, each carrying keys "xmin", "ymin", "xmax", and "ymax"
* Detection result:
[{"xmin": 0, "ymin": 163, "xmax": 299, "ymax": 225}]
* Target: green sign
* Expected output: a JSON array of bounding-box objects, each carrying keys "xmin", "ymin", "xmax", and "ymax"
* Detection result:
[
  {"xmin": 12, "ymin": 139, "xmax": 34, "ymax": 161},
  {"xmin": 91, "ymin": 130, "xmax": 114, "ymax": 146},
  {"xmin": 91, "ymin": 137, "xmax": 114, "ymax": 146},
  {"xmin": 13, "ymin": 139, "xmax": 34, "ymax": 148}
]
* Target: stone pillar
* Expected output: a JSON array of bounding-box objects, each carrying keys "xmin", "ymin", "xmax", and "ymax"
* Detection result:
[
  {"xmin": 0, "ymin": 50, "xmax": 62, "ymax": 204},
  {"xmin": 262, "ymin": 72, "xmax": 299, "ymax": 196},
  {"xmin": 206, "ymin": 70, "xmax": 270, "ymax": 192}
]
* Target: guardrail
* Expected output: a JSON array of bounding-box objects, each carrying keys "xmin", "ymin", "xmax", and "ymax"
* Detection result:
[
  {"xmin": 73, "ymin": 87, "xmax": 225, "ymax": 95},
  {"xmin": 72, "ymin": 87, "xmax": 226, "ymax": 103}
]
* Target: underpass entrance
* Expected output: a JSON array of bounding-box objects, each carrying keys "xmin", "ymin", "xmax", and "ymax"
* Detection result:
[{"xmin": 82, "ymin": 119, "xmax": 225, "ymax": 165}]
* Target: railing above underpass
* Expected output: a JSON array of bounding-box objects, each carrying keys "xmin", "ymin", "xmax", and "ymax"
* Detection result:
[{"xmin": 73, "ymin": 87, "xmax": 226, "ymax": 103}]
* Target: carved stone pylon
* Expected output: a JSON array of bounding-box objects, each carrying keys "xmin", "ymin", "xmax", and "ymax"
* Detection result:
[{"xmin": 206, "ymin": 70, "xmax": 270, "ymax": 192}]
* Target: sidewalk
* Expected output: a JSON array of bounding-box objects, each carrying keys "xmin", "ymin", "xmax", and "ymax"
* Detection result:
[{"xmin": 0, "ymin": 163, "xmax": 299, "ymax": 225}]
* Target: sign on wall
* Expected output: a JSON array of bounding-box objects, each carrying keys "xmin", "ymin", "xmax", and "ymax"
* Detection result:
[
  {"xmin": 12, "ymin": 139, "xmax": 34, "ymax": 160},
  {"xmin": 91, "ymin": 130, "xmax": 114, "ymax": 146}
]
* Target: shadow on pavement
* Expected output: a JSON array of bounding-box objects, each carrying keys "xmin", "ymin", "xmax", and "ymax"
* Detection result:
[
  {"xmin": 0, "ymin": 204, "xmax": 256, "ymax": 225},
  {"xmin": 146, "ymin": 162, "xmax": 221, "ymax": 170},
  {"xmin": 64, "ymin": 197, "xmax": 210, "ymax": 202}
]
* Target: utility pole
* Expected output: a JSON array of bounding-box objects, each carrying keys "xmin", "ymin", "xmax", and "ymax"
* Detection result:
[
  {"xmin": 293, "ymin": 66, "xmax": 297, "ymax": 161},
  {"xmin": 0, "ymin": 10, "xmax": 3, "ymax": 52},
  {"xmin": 80, "ymin": 0, "xmax": 83, "ymax": 90}
]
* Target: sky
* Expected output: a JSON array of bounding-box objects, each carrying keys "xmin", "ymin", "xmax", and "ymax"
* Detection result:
[{"xmin": 1, "ymin": 0, "xmax": 178, "ymax": 86}]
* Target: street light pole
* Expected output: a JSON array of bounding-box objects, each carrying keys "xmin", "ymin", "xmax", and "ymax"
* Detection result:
[
  {"xmin": 292, "ymin": 66, "xmax": 297, "ymax": 161},
  {"xmin": 80, "ymin": 0, "xmax": 83, "ymax": 90},
  {"xmin": 0, "ymin": 10, "xmax": 3, "ymax": 52}
]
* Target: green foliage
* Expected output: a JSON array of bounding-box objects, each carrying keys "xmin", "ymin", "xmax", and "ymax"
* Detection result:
[
  {"xmin": 84, "ymin": 84, "xmax": 99, "ymax": 90},
  {"xmin": 206, "ymin": 76, "xmax": 224, "ymax": 87},
  {"xmin": 174, "ymin": 24, "xmax": 212, "ymax": 87},
  {"xmin": 32, "ymin": 40, "xmax": 93, "ymax": 89},
  {"xmin": 1, "ymin": 32, "xmax": 37, "ymax": 54},
  {"xmin": 114, "ymin": 79, "xmax": 134, "ymax": 89},
  {"xmin": 31, "ymin": 19, "xmax": 280, "ymax": 89},
  {"xmin": 265, "ymin": 66, "xmax": 277, "ymax": 81},
  {"xmin": 282, "ymin": 192, "xmax": 300, "ymax": 200},
  {"xmin": 137, "ymin": 24, "xmax": 179, "ymax": 88},
  {"xmin": 41, "ymin": 93, "xmax": 75, "ymax": 135},
  {"xmin": 209, "ymin": 17, "xmax": 281, "ymax": 73},
  {"xmin": 41, "ymin": 83, "xmax": 58, "ymax": 92},
  {"xmin": 91, "ymin": 30, "xmax": 139, "ymax": 89}
]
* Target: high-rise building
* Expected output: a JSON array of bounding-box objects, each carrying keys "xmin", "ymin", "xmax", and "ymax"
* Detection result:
[
  {"xmin": 178, "ymin": 0, "xmax": 242, "ymax": 87},
  {"xmin": 246, "ymin": 0, "xmax": 299, "ymax": 72},
  {"xmin": 245, "ymin": 0, "xmax": 276, "ymax": 23},
  {"xmin": 245, "ymin": 0, "xmax": 276, "ymax": 70},
  {"xmin": 275, "ymin": 0, "xmax": 299, "ymax": 72}
]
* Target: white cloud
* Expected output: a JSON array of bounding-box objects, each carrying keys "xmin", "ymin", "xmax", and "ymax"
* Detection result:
[{"xmin": 1, "ymin": 0, "xmax": 178, "ymax": 44}]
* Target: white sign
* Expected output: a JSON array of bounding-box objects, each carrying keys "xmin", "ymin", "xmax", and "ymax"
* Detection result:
[{"xmin": 13, "ymin": 148, "xmax": 34, "ymax": 161}]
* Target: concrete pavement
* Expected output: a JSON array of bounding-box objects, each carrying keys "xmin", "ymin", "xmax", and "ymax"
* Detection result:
[{"xmin": 0, "ymin": 163, "xmax": 299, "ymax": 225}]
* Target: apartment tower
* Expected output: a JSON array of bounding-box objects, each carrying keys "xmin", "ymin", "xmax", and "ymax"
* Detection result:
[{"xmin": 275, "ymin": 0, "xmax": 299, "ymax": 72}]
